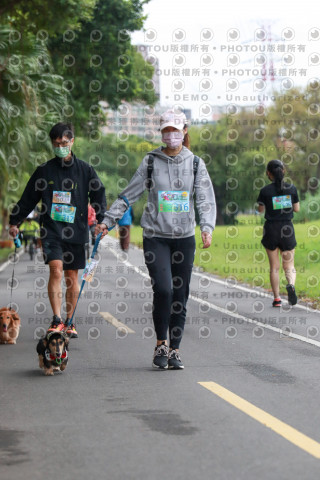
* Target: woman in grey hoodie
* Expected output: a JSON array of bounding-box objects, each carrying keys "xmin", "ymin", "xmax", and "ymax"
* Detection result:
[{"xmin": 97, "ymin": 109, "xmax": 216, "ymax": 369}]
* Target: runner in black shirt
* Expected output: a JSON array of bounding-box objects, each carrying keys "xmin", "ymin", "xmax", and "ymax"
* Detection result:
[{"xmin": 257, "ymin": 160, "xmax": 300, "ymax": 307}]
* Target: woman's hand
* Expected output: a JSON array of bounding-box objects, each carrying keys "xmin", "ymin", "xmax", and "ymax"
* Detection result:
[
  {"xmin": 201, "ymin": 231, "xmax": 212, "ymax": 249},
  {"xmin": 95, "ymin": 223, "xmax": 109, "ymax": 238},
  {"xmin": 9, "ymin": 225, "xmax": 19, "ymax": 238}
]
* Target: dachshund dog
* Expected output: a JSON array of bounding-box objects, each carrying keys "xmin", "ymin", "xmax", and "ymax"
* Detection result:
[
  {"xmin": 0, "ymin": 307, "xmax": 21, "ymax": 344},
  {"xmin": 37, "ymin": 331, "xmax": 69, "ymax": 376}
]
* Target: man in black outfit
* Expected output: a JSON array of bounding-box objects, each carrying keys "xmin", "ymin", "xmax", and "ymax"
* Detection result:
[{"xmin": 9, "ymin": 123, "xmax": 106, "ymax": 337}]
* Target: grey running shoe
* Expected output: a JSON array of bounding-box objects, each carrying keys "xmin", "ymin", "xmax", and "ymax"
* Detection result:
[
  {"xmin": 168, "ymin": 349, "xmax": 184, "ymax": 370},
  {"xmin": 152, "ymin": 342, "xmax": 169, "ymax": 369}
]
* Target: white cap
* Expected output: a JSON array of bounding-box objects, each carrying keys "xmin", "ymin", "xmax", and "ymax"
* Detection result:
[{"xmin": 160, "ymin": 109, "xmax": 187, "ymax": 131}]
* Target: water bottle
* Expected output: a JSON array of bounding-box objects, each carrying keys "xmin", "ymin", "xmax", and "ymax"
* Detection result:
[{"xmin": 13, "ymin": 236, "xmax": 21, "ymax": 249}]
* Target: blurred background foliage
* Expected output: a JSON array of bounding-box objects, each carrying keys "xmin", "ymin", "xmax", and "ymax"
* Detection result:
[
  {"xmin": 1, "ymin": 0, "xmax": 320, "ymax": 238},
  {"xmin": 0, "ymin": 0, "xmax": 156, "ymax": 236}
]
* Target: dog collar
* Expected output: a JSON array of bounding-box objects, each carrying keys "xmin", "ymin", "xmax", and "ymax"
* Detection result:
[{"xmin": 45, "ymin": 349, "xmax": 68, "ymax": 364}]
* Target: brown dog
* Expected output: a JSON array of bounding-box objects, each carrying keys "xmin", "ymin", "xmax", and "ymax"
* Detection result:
[
  {"xmin": 0, "ymin": 307, "xmax": 21, "ymax": 344},
  {"xmin": 36, "ymin": 331, "xmax": 69, "ymax": 376}
]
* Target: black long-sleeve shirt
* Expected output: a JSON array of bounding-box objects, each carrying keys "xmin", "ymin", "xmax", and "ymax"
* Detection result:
[{"xmin": 9, "ymin": 153, "xmax": 106, "ymax": 244}]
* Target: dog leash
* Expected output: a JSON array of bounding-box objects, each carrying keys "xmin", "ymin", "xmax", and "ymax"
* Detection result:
[
  {"xmin": 9, "ymin": 236, "xmax": 21, "ymax": 310},
  {"xmin": 65, "ymin": 228, "xmax": 113, "ymax": 328}
]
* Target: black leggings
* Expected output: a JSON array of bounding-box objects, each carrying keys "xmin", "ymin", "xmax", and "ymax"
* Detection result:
[{"xmin": 143, "ymin": 236, "xmax": 195, "ymax": 349}]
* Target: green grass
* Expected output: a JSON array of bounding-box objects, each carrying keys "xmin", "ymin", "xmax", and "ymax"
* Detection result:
[
  {"xmin": 0, "ymin": 247, "xmax": 14, "ymax": 263},
  {"xmin": 125, "ymin": 219, "xmax": 320, "ymax": 306}
]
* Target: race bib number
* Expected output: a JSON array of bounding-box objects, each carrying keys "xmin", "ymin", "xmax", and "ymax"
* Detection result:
[
  {"xmin": 158, "ymin": 191, "xmax": 190, "ymax": 213},
  {"xmin": 51, "ymin": 204, "xmax": 76, "ymax": 223},
  {"xmin": 272, "ymin": 195, "xmax": 292, "ymax": 210},
  {"xmin": 52, "ymin": 191, "xmax": 71, "ymax": 204}
]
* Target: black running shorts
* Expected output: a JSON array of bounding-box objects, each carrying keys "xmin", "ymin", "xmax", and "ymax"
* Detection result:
[
  {"xmin": 42, "ymin": 238, "xmax": 86, "ymax": 270},
  {"xmin": 261, "ymin": 221, "xmax": 297, "ymax": 251}
]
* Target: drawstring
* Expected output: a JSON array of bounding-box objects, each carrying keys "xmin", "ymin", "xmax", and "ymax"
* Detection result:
[
  {"xmin": 167, "ymin": 158, "xmax": 172, "ymax": 188},
  {"xmin": 176, "ymin": 155, "xmax": 181, "ymax": 188}
]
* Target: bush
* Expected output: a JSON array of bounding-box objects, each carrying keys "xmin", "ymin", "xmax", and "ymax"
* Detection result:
[{"xmin": 293, "ymin": 190, "xmax": 320, "ymax": 223}]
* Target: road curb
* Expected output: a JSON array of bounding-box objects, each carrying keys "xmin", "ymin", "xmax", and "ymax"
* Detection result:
[{"xmin": 0, "ymin": 249, "xmax": 25, "ymax": 273}]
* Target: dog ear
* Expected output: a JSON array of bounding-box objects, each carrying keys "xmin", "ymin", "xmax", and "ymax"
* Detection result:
[
  {"xmin": 11, "ymin": 312, "xmax": 20, "ymax": 322},
  {"xmin": 42, "ymin": 338, "xmax": 47, "ymax": 347},
  {"xmin": 64, "ymin": 337, "xmax": 70, "ymax": 350}
]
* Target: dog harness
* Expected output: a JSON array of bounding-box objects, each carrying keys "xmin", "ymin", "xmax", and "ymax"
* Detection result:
[{"xmin": 45, "ymin": 349, "xmax": 68, "ymax": 365}]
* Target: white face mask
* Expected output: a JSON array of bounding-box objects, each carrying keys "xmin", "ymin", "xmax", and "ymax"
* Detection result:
[{"xmin": 161, "ymin": 131, "xmax": 184, "ymax": 149}]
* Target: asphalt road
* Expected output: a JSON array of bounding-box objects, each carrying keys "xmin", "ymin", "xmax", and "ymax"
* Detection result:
[{"xmin": 1, "ymin": 236, "xmax": 320, "ymax": 480}]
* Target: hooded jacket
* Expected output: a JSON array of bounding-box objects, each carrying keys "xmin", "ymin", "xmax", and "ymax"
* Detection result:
[
  {"xmin": 102, "ymin": 146, "xmax": 216, "ymax": 238},
  {"xmin": 9, "ymin": 154, "xmax": 106, "ymax": 244}
]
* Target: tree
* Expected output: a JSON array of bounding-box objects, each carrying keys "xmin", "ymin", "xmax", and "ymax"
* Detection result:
[
  {"xmin": 0, "ymin": 0, "xmax": 156, "ymax": 237},
  {"xmin": 2, "ymin": 0, "xmax": 156, "ymax": 134},
  {"xmin": 0, "ymin": 26, "xmax": 67, "ymax": 237},
  {"xmin": 0, "ymin": 0, "xmax": 97, "ymax": 36},
  {"xmin": 48, "ymin": 0, "xmax": 157, "ymax": 132},
  {"xmin": 266, "ymin": 86, "xmax": 320, "ymax": 194},
  {"xmin": 189, "ymin": 109, "xmax": 273, "ymax": 224}
]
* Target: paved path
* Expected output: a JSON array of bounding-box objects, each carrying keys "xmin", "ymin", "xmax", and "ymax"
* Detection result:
[{"xmin": 1, "ymin": 237, "xmax": 320, "ymax": 480}]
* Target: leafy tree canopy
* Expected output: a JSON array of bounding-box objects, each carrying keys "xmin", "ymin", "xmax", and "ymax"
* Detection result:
[
  {"xmin": 0, "ymin": 0, "xmax": 97, "ymax": 36},
  {"xmin": 48, "ymin": 0, "xmax": 156, "ymax": 132}
]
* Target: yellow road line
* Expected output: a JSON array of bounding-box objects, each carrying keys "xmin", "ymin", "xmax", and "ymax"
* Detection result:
[
  {"xmin": 199, "ymin": 381, "xmax": 320, "ymax": 459},
  {"xmin": 99, "ymin": 312, "xmax": 135, "ymax": 334}
]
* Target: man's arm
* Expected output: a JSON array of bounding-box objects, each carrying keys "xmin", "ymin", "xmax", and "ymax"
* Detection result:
[{"xmin": 9, "ymin": 169, "xmax": 42, "ymax": 236}]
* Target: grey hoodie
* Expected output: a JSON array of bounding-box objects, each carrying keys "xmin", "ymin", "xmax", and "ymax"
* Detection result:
[{"xmin": 102, "ymin": 146, "xmax": 216, "ymax": 238}]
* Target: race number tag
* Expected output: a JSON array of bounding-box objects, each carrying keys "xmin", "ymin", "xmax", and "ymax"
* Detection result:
[
  {"xmin": 50, "ymin": 204, "xmax": 76, "ymax": 223},
  {"xmin": 272, "ymin": 195, "xmax": 292, "ymax": 210},
  {"xmin": 81, "ymin": 258, "xmax": 99, "ymax": 282},
  {"xmin": 158, "ymin": 191, "xmax": 190, "ymax": 214},
  {"xmin": 52, "ymin": 191, "xmax": 71, "ymax": 204}
]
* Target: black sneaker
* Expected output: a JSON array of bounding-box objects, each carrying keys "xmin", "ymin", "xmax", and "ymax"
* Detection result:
[
  {"xmin": 152, "ymin": 342, "xmax": 169, "ymax": 369},
  {"xmin": 47, "ymin": 315, "xmax": 64, "ymax": 333},
  {"xmin": 286, "ymin": 284, "xmax": 297, "ymax": 305},
  {"xmin": 272, "ymin": 298, "xmax": 282, "ymax": 307},
  {"xmin": 168, "ymin": 349, "xmax": 184, "ymax": 370}
]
